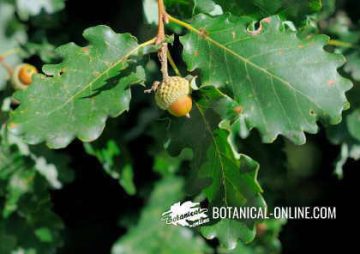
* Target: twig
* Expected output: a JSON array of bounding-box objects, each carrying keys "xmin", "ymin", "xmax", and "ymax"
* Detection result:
[
  {"xmin": 0, "ymin": 48, "xmax": 21, "ymax": 59},
  {"xmin": 0, "ymin": 60, "xmax": 13, "ymax": 77},
  {"xmin": 159, "ymin": 44, "xmax": 169, "ymax": 80},
  {"xmin": 328, "ymin": 39, "xmax": 358, "ymax": 49},
  {"xmin": 0, "ymin": 49, "xmax": 19, "ymax": 77},
  {"xmin": 156, "ymin": 0, "xmax": 169, "ymax": 80}
]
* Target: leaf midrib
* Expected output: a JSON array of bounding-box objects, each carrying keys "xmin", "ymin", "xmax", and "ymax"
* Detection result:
[
  {"xmin": 196, "ymin": 103, "xmax": 249, "ymax": 207},
  {"xmin": 189, "ymin": 22, "xmax": 323, "ymax": 111},
  {"xmin": 196, "ymin": 103, "xmax": 229, "ymax": 206},
  {"xmin": 45, "ymin": 43, "xmax": 144, "ymax": 117}
]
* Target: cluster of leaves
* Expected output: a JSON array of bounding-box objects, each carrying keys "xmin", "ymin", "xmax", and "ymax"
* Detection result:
[
  {"xmin": 321, "ymin": 8, "xmax": 360, "ymax": 177},
  {"xmin": 0, "ymin": 0, "xmax": 69, "ymax": 253},
  {"xmin": 0, "ymin": 126, "xmax": 73, "ymax": 253},
  {"xmin": 1, "ymin": 0, "xmax": 359, "ymax": 253}
]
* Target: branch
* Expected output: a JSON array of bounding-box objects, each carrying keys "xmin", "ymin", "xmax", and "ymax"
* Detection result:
[{"xmin": 156, "ymin": 0, "xmax": 169, "ymax": 80}]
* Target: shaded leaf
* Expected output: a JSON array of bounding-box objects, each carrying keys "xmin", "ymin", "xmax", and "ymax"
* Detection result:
[
  {"xmin": 0, "ymin": 134, "xmax": 64, "ymax": 253},
  {"xmin": 4, "ymin": 129, "xmax": 73, "ymax": 189},
  {"xmin": 163, "ymin": 0, "xmax": 222, "ymax": 20},
  {"xmin": 344, "ymin": 52, "xmax": 360, "ymax": 82},
  {"xmin": 347, "ymin": 109, "xmax": 360, "ymax": 141},
  {"xmin": 324, "ymin": 11, "xmax": 360, "ymax": 81},
  {"xmin": 111, "ymin": 177, "xmax": 211, "ymax": 254},
  {"xmin": 0, "ymin": 2, "xmax": 26, "ymax": 91},
  {"xmin": 327, "ymin": 111, "xmax": 360, "ymax": 177},
  {"xmin": 16, "ymin": 0, "xmax": 65, "ymax": 20},
  {"xmin": 214, "ymin": 0, "xmax": 322, "ymax": 20},
  {"xmin": 153, "ymin": 148, "xmax": 193, "ymax": 177},
  {"xmin": 84, "ymin": 139, "xmax": 136, "ymax": 195}
]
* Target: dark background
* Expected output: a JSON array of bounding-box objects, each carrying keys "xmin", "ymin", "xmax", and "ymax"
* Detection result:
[{"xmin": 31, "ymin": 0, "xmax": 360, "ymax": 253}]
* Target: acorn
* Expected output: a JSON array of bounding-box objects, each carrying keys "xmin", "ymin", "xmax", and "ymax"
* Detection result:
[
  {"xmin": 155, "ymin": 76, "xmax": 192, "ymax": 117},
  {"xmin": 11, "ymin": 63, "xmax": 38, "ymax": 90}
]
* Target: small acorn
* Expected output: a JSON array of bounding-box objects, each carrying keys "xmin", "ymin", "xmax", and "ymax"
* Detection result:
[
  {"xmin": 155, "ymin": 76, "xmax": 192, "ymax": 117},
  {"xmin": 11, "ymin": 63, "xmax": 38, "ymax": 90}
]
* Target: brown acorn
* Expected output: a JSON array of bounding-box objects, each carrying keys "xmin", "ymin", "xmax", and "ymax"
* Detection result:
[{"xmin": 12, "ymin": 63, "xmax": 38, "ymax": 90}]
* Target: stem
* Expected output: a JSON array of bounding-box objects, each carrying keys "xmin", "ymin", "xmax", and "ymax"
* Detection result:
[
  {"xmin": 0, "ymin": 61, "xmax": 13, "ymax": 77},
  {"xmin": 168, "ymin": 14, "xmax": 232, "ymax": 60},
  {"xmin": 0, "ymin": 48, "xmax": 19, "ymax": 77},
  {"xmin": 168, "ymin": 14, "xmax": 201, "ymax": 34},
  {"xmin": 167, "ymin": 50, "xmax": 181, "ymax": 76},
  {"xmin": 136, "ymin": 38, "xmax": 157, "ymax": 52},
  {"xmin": 0, "ymin": 48, "xmax": 21, "ymax": 59},
  {"xmin": 328, "ymin": 39, "xmax": 358, "ymax": 49},
  {"xmin": 156, "ymin": 0, "xmax": 168, "ymax": 44},
  {"xmin": 159, "ymin": 44, "xmax": 169, "ymax": 79},
  {"xmin": 156, "ymin": 0, "xmax": 169, "ymax": 79}
]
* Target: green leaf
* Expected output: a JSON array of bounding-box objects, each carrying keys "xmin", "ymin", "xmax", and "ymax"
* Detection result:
[
  {"xmin": 0, "ymin": 227, "xmax": 17, "ymax": 254},
  {"xmin": 143, "ymin": 0, "xmax": 221, "ymax": 25},
  {"xmin": 327, "ymin": 111, "xmax": 360, "ymax": 177},
  {"xmin": 84, "ymin": 139, "xmax": 136, "ymax": 195},
  {"xmin": 0, "ymin": 135, "xmax": 34, "ymax": 218},
  {"xmin": 324, "ymin": 11, "xmax": 360, "ymax": 82},
  {"xmin": 347, "ymin": 109, "xmax": 360, "ymax": 141},
  {"xmin": 213, "ymin": 0, "xmax": 322, "ymax": 20},
  {"xmin": 167, "ymin": 87, "xmax": 265, "ymax": 248},
  {"xmin": 180, "ymin": 14, "xmax": 352, "ymax": 145},
  {"xmin": 15, "ymin": 0, "xmax": 65, "ymax": 20},
  {"xmin": 0, "ymin": 135, "xmax": 64, "ymax": 253},
  {"xmin": 163, "ymin": 0, "xmax": 222, "ymax": 19},
  {"xmin": 3, "ymin": 128, "xmax": 73, "ymax": 189},
  {"xmin": 0, "ymin": 2, "xmax": 26, "ymax": 91},
  {"xmin": 24, "ymin": 39, "xmax": 59, "ymax": 63},
  {"xmin": 218, "ymin": 219, "xmax": 286, "ymax": 254},
  {"xmin": 284, "ymin": 140, "xmax": 321, "ymax": 178},
  {"xmin": 34, "ymin": 227, "xmax": 53, "ymax": 243},
  {"xmin": 111, "ymin": 177, "xmax": 211, "ymax": 254},
  {"xmin": 9, "ymin": 25, "xmax": 151, "ymax": 149},
  {"xmin": 344, "ymin": 52, "xmax": 360, "ymax": 81},
  {"xmin": 30, "ymin": 144, "xmax": 74, "ymax": 186},
  {"xmin": 334, "ymin": 142, "xmax": 360, "ymax": 178},
  {"xmin": 3, "ymin": 168, "xmax": 36, "ymax": 218},
  {"xmin": 153, "ymin": 149, "xmax": 193, "ymax": 177}
]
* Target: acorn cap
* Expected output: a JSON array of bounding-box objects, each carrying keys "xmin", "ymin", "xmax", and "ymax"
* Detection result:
[{"xmin": 155, "ymin": 76, "xmax": 191, "ymax": 110}]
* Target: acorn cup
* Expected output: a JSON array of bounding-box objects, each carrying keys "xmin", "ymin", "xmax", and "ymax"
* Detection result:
[{"xmin": 155, "ymin": 76, "xmax": 192, "ymax": 118}]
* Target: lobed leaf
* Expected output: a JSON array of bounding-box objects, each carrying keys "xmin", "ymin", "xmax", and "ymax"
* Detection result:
[
  {"xmin": 9, "ymin": 25, "xmax": 151, "ymax": 149},
  {"xmin": 181, "ymin": 14, "xmax": 352, "ymax": 144},
  {"xmin": 167, "ymin": 87, "xmax": 266, "ymax": 248}
]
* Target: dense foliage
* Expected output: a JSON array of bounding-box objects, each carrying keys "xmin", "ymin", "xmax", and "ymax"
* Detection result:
[{"xmin": 0, "ymin": 0, "xmax": 359, "ymax": 253}]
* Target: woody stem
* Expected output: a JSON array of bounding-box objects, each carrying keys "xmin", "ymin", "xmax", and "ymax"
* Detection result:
[{"xmin": 156, "ymin": 0, "xmax": 169, "ymax": 80}]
